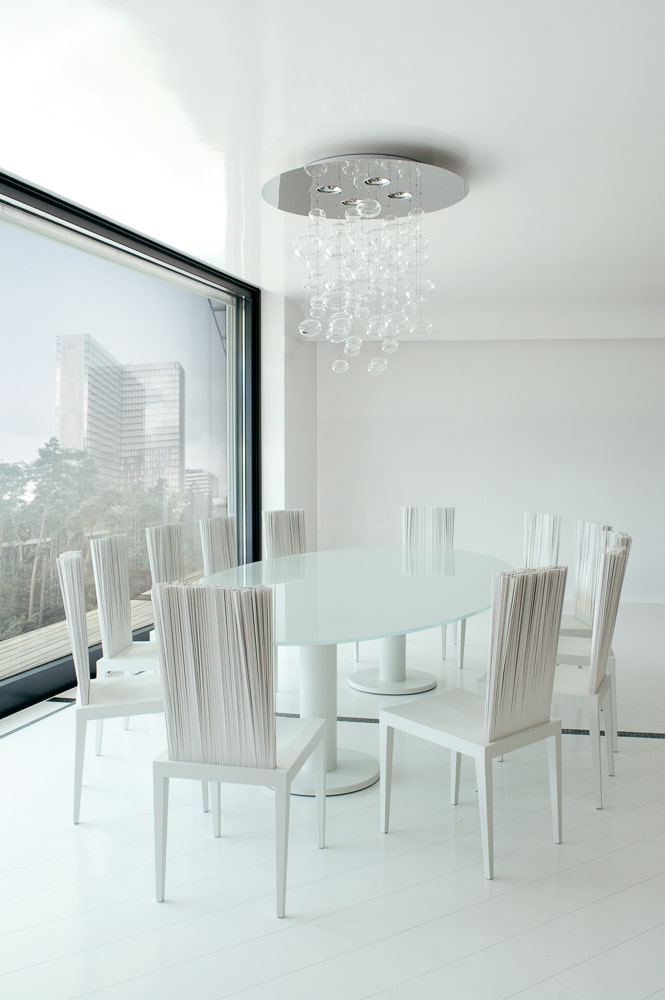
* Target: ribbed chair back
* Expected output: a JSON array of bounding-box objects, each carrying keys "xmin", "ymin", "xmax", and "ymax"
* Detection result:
[
  {"xmin": 152, "ymin": 583, "xmax": 275, "ymax": 768},
  {"xmin": 484, "ymin": 565, "xmax": 567, "ymax": 742},
  {"xmin": 572, "ymin": 520, "xmax": 613, "ymax": 626},
  {"xmin": 199, "ymin": 515, "xmax": 237, "ymax": 576},
  {"xmin": 56, "ymin": 551, "xmax": 91, "ymax": 705},
  {"xmin": 523, "ymin": 511, "xmax": 561, "ymax": 568},
  {"xmin": 145, "ymin": 523, "xmax": 185, "ymax": 585},
  {"xmin": 588, "ymin": 540, "xmax": 631, "ymax": 695},
  {"xmin": 90, "ymin": 534, "xmax": 132, "ymax": 658},
  {"xmin": 402, "ymin": 505, "xmax": 455, "ymax": 576},
  {"xmin": 262, "ymin": 509, "xmax": 306, "ymax": 559}
]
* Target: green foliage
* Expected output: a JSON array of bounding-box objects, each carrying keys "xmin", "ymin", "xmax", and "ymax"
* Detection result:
[{"xmin": 0, "ymin": 439, "xmax": 211, "ymax": 643}]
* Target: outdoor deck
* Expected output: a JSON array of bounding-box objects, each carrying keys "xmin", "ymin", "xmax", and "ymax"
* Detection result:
[{"xmin": 0, "ymin": 600, "xmax": 155, "ymax": 682}]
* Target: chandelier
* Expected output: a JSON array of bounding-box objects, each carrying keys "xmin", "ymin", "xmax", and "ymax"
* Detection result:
[{"xmin": 263, "ymin": 153, "xmax": 468, "ymax": 374}]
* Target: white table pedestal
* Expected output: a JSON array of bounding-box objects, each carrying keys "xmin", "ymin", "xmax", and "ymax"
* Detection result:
[
  {"xmin": 289, "ymin": 643, "xmax": 380, "ymax": 796},
  {"xmin": 347, "ymin": 634, "xmax": 437, "ymax": 696}
]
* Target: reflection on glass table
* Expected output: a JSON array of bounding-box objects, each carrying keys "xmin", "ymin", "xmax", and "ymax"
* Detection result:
[{"xmin": 203, "ymin": 547, "xmax": 510, "ymax": 795}]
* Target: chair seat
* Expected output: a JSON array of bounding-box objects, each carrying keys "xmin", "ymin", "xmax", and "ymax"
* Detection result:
[
  {"xmin": 559, "ymin": 612, "xmax": 593, "ymax": 637},
  {"xmin": 275, "ymin": 715, "xmax": 326, "ymax": 769},
  {"xmin": 552, "ymin": 661, "xmax": 596, "ymax": 698},
  {"xmin": 382, "ymin": 689, "xmax": 487, "ymax": 747},
  {"xmin": 98, "ymin": 641, "xmax": 161, "ymax": 675},
  {"xmin": 87, "ymin": 671, "xmax": 163, "ymax": 708}
]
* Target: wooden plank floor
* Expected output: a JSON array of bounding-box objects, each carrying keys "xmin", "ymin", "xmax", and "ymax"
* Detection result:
[{"xmin": 0, "ymin": 601, "xmax": 155, "ymax": 681}]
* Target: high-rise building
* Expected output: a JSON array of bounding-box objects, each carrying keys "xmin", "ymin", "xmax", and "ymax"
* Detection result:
[
  {"xmin": 55, "ymin": 335, "xmax": 185, "ymax": 494},
  {"xmin": 125, "ymin": 362, "xmax": 185, "ymax": 495},
  {"xmin": 56, "ymin": 334, "xmax": 123, "ymax": 486}
]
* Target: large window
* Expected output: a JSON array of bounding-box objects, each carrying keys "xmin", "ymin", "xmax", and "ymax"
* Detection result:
[{"xmin": 0, "ymin": 172, "xmax": 260, "ymax": 717}]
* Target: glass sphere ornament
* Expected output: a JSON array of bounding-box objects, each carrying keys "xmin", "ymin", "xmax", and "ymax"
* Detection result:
[
  {"xmin": 293, "ymin": 233, "xmax": 321, "ymax": 261},
  {"xmin": 381, "ymin": 338, "xmax": 399, "ymax": 354},
  {"xmin": 357, "ymin": 199, "xmax": 382, "ymax": 219},
  {"xmin": 344, "ymin": 336, "xmax": 362, "ymax": 357},
  {"xmin": 308, "ymin": 208, "xmax": 326, "ymax": 221},
  {"xmin": 367, "ymin": 314, "xmax": 389, "ymax": 339},
  {"xmin": 331, "ymin": 358, "xmax": 350, "ymax": 374},
  {"xmin": 305, "ymin": 162, "xmax": 327, "ymax": 179},
  {"xmin": 299, "ymin": 318, "xmax": 322, "ymax": 340},
  {"xmin": 309, "ymin": 295, "xmax": 327, "ymax": 318},
  {"xmin": 368, "ymin": 356, "xmax": 388, "ymax": 374},
  {"xmin": 322, "ymin": 289, "xmax": 349, "ymax": 312},
  {"xmin": 328, "ymin": 311, "xmax": 353, "ymax": 337}
]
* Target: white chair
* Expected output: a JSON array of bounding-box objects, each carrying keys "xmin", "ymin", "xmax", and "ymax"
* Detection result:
[
  {"xmin": 380, "ymin": 564, "xmax": 566, "ymax": 879},
  {"xmin": 199, "ymin": 514, "xmax": 237, "ymax": 576},
  {"xmin": 57, "ymin": 551, "xmax": 163, "ymax": 824},
  {"xmin": 151, "ymin": 581, "xmax": 326, "ymax": 917},
  {"xmin": 523, "ymin": 511, "xmax": 561, "ymax": 568},
  {"xmin": 559, "ymin": 520, "xmax": 613, "ymax": 637},
  {"xmin": 262, "ymin": 508, "xmax": 306, "ymax": 559},
  {"xmin": 89, "ymin": 533, "xmax": 160, "ymax": 751},
  {"xmin": 402, "ymin": 505, "xmax": 467, "ymax": 667},
  {"xmin": 89, "ymin": 533, "xmax": 160, "ymax": 675},
  {"xmin": 145, "ymin": 522, "xmax": 185, "ymax": 585},
  {"xmin": 553, "ymin": 535, "xmax": 631, "ymax": 802}
]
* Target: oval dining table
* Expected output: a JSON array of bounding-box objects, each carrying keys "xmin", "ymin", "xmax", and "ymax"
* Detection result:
[{"xmin": 204, "ymin": 546, "xmax": 510, "ymax": 795}]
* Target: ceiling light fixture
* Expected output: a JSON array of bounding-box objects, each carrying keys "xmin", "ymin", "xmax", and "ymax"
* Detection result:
[{"xmin": 262, "ymin": 154, "xmax": 468, "ymax": 374}]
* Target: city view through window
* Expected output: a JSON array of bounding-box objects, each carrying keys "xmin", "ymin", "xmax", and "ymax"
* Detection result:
[{"xmin": 0, "ymin": 217, "xmax": 232, "ymax": 681}]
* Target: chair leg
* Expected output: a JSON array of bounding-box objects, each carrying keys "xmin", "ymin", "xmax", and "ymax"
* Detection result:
[
  {"xmin": 354, "ymin": 641, "xmax": 359, "ymax": 662},
  {"xmin": 154, "ymin": 768, "xmax": 169, "ymax": 902},
  {"xmin": 95, "ymin": 718, "xmax": 103, "ymax": 756},
  {"xmin": 589, "ymin": 705, "xmax": 603, "ymax": 810},
  {"xmin": 441, "ymin": 625, "xmax": 447, "ymax": 660},
  {"xmin": 313, "ymin": 737, "xmax": 326, "ymax": 849},
  {"xmin": 275, "ymin": 777, "xmax": 290, "ymax": 918},
  {"xmin": 604, "ymin": 689, "xmax": 615, "ymax": 779},
  {"xmin": 609, "ymin": 656, "xmax": 618, "ymax": 752},
  {"xmin": 475, "ymin": 755, "xmax": 494, "ymax": 879},
  {"xmin": 74, "ymin": 713, "xmax": 87, "ymax": 824},
  {"xmin": 380, "ymin": 722, "xmax": 394, "ymax": 833},
  {"xmin": 458, "ymin": 618, "xmax": 467, "ymax": 669},
  {"xmin": 450, "ymin": 751, "xmax": 461, "ymax": 805},
  {"xmin": 547, "ymin": 731, "xmax": 562, "ymax": 844},
  {"xmin": 201, "ymin": 780, "xmax": 210, "ymax": 813},
  {"xmin": 212, "ymin": 783, "xmax": 222, "ymax": 838}
]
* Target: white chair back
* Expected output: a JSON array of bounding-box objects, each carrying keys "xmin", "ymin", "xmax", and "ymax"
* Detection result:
[
  {"xmin": 485, "ymin": 565, "xmax": 567, "ymax": 742},
  {"xmin": 145, "ymin": 523, "xmax": 185, "ymax": 585},
  {"xmin": 56, "ymin": 550, "xmax": 91, "ymax": 706},
  {"xmin": 199, "ymin": 515, "xmax": 237, "ymax": 576},
  {"xmin": 588, "ymin": 539, "xmax": 631, "ymax": 695},
  {"xmin": 401, "ymin": 505, "xmax": 455, "ymax": 575},
  {"xmin": 572, "ymin": 520, "xmax": 613, "ymax": 625},
  {"xmin": 152, "ymin": 583, "xmax": 275, "ymax": 769},
  {"xmin": 90, "ymin": 534, "xmax": 132, "ymax": 657},
  {"xmin": 262, "ymin": 509, "xmax": 306, "ymax": 559},
  {"xmin": 523, "ymin": 511, "xmax": 561, "ymax": 568}
]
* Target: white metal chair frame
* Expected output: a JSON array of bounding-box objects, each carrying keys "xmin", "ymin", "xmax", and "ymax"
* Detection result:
[
  {"xmin": 553, "ymin": 537, "xmax": 631, "ymax": 806},
  {"xmin": 151, "ymin": 581, "xmax": 326, "ymax": 917},
  {"xmin": 57, "ymin": 550, "xmax": 163, "ymax": 824},
  {"xmin": 523, "ymin": 511, "xmax": 561, "ymax": 568},
  {"xmin": 380, "ymin": 565, "xmax": 566, "ymax": 879},
  {"xmin": 145, "ymin": 522, "xmax": 185, "ymax": 585}
]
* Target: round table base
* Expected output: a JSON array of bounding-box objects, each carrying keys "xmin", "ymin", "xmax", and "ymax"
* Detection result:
[
  {"xmin": 347, "ymin": 668, "xmax": 437, "ymax": 696},
  {"xmin": 290, "ymin": 748, "xmax": 379, "ymax": 797}
]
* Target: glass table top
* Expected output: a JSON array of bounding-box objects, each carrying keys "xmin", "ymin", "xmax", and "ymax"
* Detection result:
[{"xmin": 203, "ymin": 546, "xmax": 511, "ymax": 646}]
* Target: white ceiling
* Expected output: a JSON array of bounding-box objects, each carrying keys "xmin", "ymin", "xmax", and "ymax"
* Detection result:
[{"xmin": 1, "ymin": 0, "xmax": 664, "ymax": 340}]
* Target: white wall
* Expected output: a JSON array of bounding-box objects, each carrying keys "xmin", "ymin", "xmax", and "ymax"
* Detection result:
[
  {"xmin": 261, "ymin": 298, "xmax": 318, "ymax": 552},
  {"xmin": 315, "ymin": 338, "xmax": 665, "ymax": 602}
]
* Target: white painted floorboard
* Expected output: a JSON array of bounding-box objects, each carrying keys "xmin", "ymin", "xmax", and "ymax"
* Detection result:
[{"xmin": 0, "ymin": 604, "xmax": 664, "ymax": 999}]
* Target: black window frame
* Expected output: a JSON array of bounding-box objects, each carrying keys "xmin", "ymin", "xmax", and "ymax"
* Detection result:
[{"xmin": 0, "ymin": 169, "xmax": 261, "ymax": 719}]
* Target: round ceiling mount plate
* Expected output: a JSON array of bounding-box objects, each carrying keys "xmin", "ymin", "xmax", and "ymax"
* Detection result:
[{"xmin": 262, "ymin": 153, "xmax": 468, "ymax": 219}]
